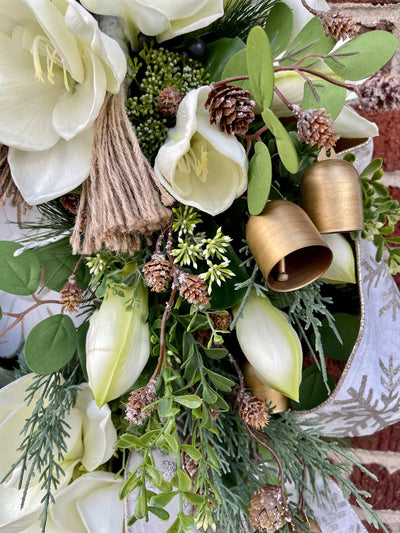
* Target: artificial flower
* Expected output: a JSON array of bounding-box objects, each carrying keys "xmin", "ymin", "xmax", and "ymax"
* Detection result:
[
  {"xmin": 0, "ymin": 375, "xmax": 117, "ymax": 531},
  {"xmin": 154, "ymin": 86, "xmax": 248, "ymax": 216},
  {"xmin": 80, "ymin": 0, "xmax": 224, "ymax": 46},
  {"xmin": 0, "ymin": 0, "xmax": 126, "ymax": 205},
  {"xmin": 234, "ymin": 292, "xmax": 303, "ymax": 401},
  {"xmin": 321, "ymin": 233, "xmax": 356, "ymax": 284},
  {"xmin": 86, "ymin": 277, "xmax": 150, "ymax": 407}
]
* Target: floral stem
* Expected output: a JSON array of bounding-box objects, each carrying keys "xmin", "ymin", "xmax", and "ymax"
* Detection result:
[
  {"xmin": 275, "ymin": 65, "xmax": 355, "ymax": 92},
  {"xmin": 300, "ymin": 0, "xmax": 318, "ymax": 16},
  {"xmin": 213, "ymin": 75, "xmax": 250, "ymax": 87},
  {"xmin": 0, "ymin": 299, "xmax": 62, "ymax": 340},
  {"xmin": 227, "ymin": 352, "xmax": 246, "ymax": 403}
]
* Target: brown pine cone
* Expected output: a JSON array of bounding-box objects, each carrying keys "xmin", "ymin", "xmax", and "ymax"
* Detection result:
[
  {"xmin": 205, "ymin": 83, "xmax": 255, "ymax": 135},
  {"xmin": 210, "ymin": 312, "xmax": 232, "ymax": 331},
  {"xmin": 249, "ymin": 484, "xmax": 290, "ymax": 533},
  {"xmin": 294, "ymin": 106, "xmax": 339, "ymax": 150},
  {"xmin": 60, "ymin": 274, "xmax": 83, "ymax": 313},
  {"xmin": 59, "ymin": 193, "xmax": 81, "ymax": 214},
  {"xmin": 356, "ymin": 71, "xmax": 400, "ymax": 113},
  {"xmin": 125, "ymin": 383, "xmax": 157, "ymax": 426},
  {"xmin": 240, "ymin": 394, "xmax": 270, "ymax": 430},
  {"xmin": 178, "ymin": 272, "xmax": 210, "ymax": 309},
  {"xmin": 143, "ymin": 254, "xmax": 172, "ymax": 293},
  {"xmin": 158, "ymin": 87, "xmax": 182, "ymax": 117},
  {"xmin": 318, "ymin": 9, "xmax": 360, "ymax": 40}
]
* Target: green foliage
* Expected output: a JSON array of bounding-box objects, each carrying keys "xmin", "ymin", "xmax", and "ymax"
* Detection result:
[
  {"xmin": 248, "ymin": 142, "xmax": 272, "ymax": 215},
  {"xmin": 1, "ymin": 371, "xmax": 80, "ymax": 533},
  {"xmin": 246, "ymin": 26, "xmax": 274, "ymax": 109},
  {"xmin": 261, "ymin": 108, "xmax": 299, "ymax": 173},
  {"xmin": 0, "ymin": 241, "xmax": 41, "ymax": 295},
  {"xmin": 302, "ymin": 79, "xmax": 347, "ymax": 120},
  {"xmin": 203, "ymin": 37, "xmax": 245, "ymax": 81},
  {"xmin": 24, "ymin": 315, "xmax": 77, "ymax": 374},
  {"xmin": 291, "ymin": 363, "xmax": 335, "ymax": 410},
  {"xmin": 264, "ymin": 2, "xmax": 293, "ymax": 58},
  {"xmin": 319, "ymin": 312, "xmax": 360, "ymax": 361}
]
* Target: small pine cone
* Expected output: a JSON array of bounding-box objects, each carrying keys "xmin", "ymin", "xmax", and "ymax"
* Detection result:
[
  {"xmin": 181, "ymin": 451, "xmax": 198, "ymax": 483},
  {"xmin": 210, "ymin": 312, "xmax": 232, "ymax": 331},
  {"xmin": 294, "ymin": 106, "xmax": 339, "ymax": 150},
  {"xmin": 318, "ymin": 9, "xmax": 360, "ymax": 41},
  {"xmin": 143, "ymin": 254, "xmax": 172, "ymax": 293},
  {"xmin": 60, "ymin": 274, "xmax": 83, "ymax": 312},
  {"xmin": 240, "ymin": 394, "xmax": 270, "ymax": 430},
  {"xmin": 178, "ymin": 273, "xmax": 211, "ymax": 309},
  {"xmin": 59, "ymin": 193, "xmax": 81, "ymax": 214},
  {"xmin": 249, "ymin": 484, "xmax": 290, "ymax": 533},
  {"xmin": 125, "ymin": 383, "xmax": 157, "ymax": 426},
  {"xmin": 158, "ymin": 87, "xmax": 182, "ymax": 117},
  {"xmin": 205, "ymin": 83, "xmax": 255, "ymax": 135},
  {"xmin": 356, "ymin": 71, "xmax": 400, "ymax": 113}
]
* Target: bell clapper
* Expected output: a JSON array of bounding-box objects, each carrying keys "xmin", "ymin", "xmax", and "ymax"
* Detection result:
[{"xmin": 275, "ymin": 257, "xmax": 289, "ymax": 282}]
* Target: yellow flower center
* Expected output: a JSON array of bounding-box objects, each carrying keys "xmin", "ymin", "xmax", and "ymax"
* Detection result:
[
  {"xmin": 30, "ymin": 35, "xmax": 71, "ymax": 91},
  {"xmin": 178, "ymin": 134, "xmax": 209, "ymax": 183}
]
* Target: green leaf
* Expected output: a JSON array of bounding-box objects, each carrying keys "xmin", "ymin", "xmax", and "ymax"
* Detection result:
[
  {"xmin": 319, "ymin": 313, "xmax": 360, "ymax": 361},
  {"xmin": 0, "ymin": 241, "xmax": 41, "ymax": 295},
  {"xmin": 325, "ymin": 31, "xmax": 398, "ymax": 81},
  {"xmin": 180, "ymin": 445, "xmax": 202, "ymax": 462},
  {"xmin": 220, "ymin": 48, "xmax": 251, "ymax": 93},
  {"xmin": 302, "ymin": 79, "xmax": 347, "ymax": 120},
  {"xmin": 165, "ymin": 518, "xmax": 180, "ymax": 533},
  {"xmin": 150, "ymin": 491, "xmax": 178, "ymax": 508},
  {"xmin": 202, "ymin": 347, "xmax": 228, "ymax": 360},
  {"xmin": 246, "ymin": 26, "xmax": 274, "ymax": 109},
  {"xmin": 76, "ymin": 321, "xmax": 89, "ymax": 380},
  {"xmin": 248, "ymin": 141, "xmax": 272, "ymax": 215},
  {"xmin": 183, "ymin": 491, "xmax": 205, "ymax": 505},
  {"xmin": 179, "ymin": 512, "xmax": 195, "ymax": 532},
  {"xmin": 177, "ymin": 470, "xmax": 192, "ymax": 492},
  {"xmin": 281, "ymin": 17, "xmax": 335, "ymax": 66},
  {"xmin": 261, "ymin": 108, "xmax": 299, "ymax": 173},
  {"xmin": 202, "ymin": 384, "xmax": 218, "ymax": 404},
  {"xmin": 174, "ymin": 395, "xmax": 202, "ymax": 409},
  {"xmin": 163, "ymin": 433, "xmax": 180, "ymax": 455},
  {"xmin": 148, "ymin": 507, "xmax": 170, "ymax": 521},
  {"xmin": 146, "ymin": 464, "xmax": 163, "ymax": 487},
  {"xmin": 360, "ymin": 158, "xmax": 383, "ymax": 178},
  {"xmin": 204, "ymin": 37, "xmax": 246, "ymax": 81},
  {"xmin": 265, "ymin": 2, "xmax": 293, "ymax": 58},
  {"xmin": 117, "ymin": 433, "xmax": 145, "ymax": 449},
  {"xmin": 205, "ymin": 370, "xmax": 234, "ymax": 392},
  {"xmin": 34, "ymin": 237, "xmax": 90, "ymax": 292},
  {"xmin": 120, "ymin": 472, "xmax": 140, "ymax": 498},
  {"xmin": 291, "ymin": 364, "xmax": 335, "ymax": 410},
  {"xmin": 24, "ymin": 315, "xmax": 76, "ymax": 374}
]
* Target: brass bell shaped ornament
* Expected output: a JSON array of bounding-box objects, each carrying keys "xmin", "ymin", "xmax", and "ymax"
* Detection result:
[
  {"xmin": 243, "ymin": 361, "xmax": 290, "ymax": 413},
  {"xmin": 246, "ymin": 200, "xmax": 333, "ymax": 292},
  {"xmin": 300, "ymin": 153, "xmax": 364, "ymax": 234}
]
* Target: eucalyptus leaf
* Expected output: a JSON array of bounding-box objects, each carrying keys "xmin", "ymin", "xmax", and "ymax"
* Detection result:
[
  {"xmin": 302, "ymin": 79, "xmax": 347, "ymax": 120},
  {"xmin": 24, "ymin": 314, "xmax": 77, "ymax": 374},
  {"xmin": 291, "ymin": 363, "xmax": 335, "ymax": 410},
  {"xmin": 34, "ymin": 237, "xmax": 90, "ymax": 292},
  {"xmin": 204, "ymin": 37, "xmax": 245, "ymax": 81},
  {"xmin": 319, "ymin": 313, "xmax": 360, "ymax": 361},
  {"xmin": 325, "ymin": 31, "xmax": 398, "ymax": 81},
  {"xmin": 220, "ymin": 48, "xmax": 251, "ymax": 93},
  {"xmin": 174, "ymin": 394, "xmax": 202, "ymax": 409},
  {"xmin": 0, "ymin": 241, "xmax": 41, "ymax": 295},
  {"xmin": 180, "ymin": 445, "xmax": 202, "ymax": 462},
  {"xmin": 265, "ymin": 2, "xmax": 293, "ymax": 57},
  {"xmin": 281, "ymin": 17, "xmax": 335, "ymax": 66},
  {"xmin": 148, "ymin": 507, "xmax": 170, "ymax": 521},
  {"xmin": 262, "ymin": 108, "xmax": 299, "ymax": 173},
  {"xmin": 248, "ymin": 141, "xmax": 272, "ymax": 215},
  {"xmin": 246, "ymin": 26, "xmax": 274, "ymax": 109}
]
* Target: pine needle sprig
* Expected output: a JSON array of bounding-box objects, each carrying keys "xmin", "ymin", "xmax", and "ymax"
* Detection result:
[
  {"xmin": 16, "ymin": 200, "xmax": 75, "ymax": 244},
  {"xmin": 209, "ymin": 0, "xmax": 277, "ymax": 40},
  {"xmin": 1, "ymin": 371, "xmax": 80, "ymax": 532}
]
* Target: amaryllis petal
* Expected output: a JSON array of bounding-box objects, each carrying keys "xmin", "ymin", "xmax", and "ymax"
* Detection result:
[
  {"xmin": 322, "ymin": 233, "xmax": 356, "ymax": 284},
  {"xmin": 235, "ymin": 292, "xmax": 303, "ymax": 401}
]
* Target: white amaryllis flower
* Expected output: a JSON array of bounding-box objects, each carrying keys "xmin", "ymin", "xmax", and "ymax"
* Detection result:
[
  {"xmin": 235, "ymin": 292, "xmax": 303, "ymax": 401},
  {"xmin": 86, "ymin": 278, "xmax": 150, "ymax": 407},
  {"xmin": 154, "ymin": 86, "xmax": 248, "ymax": 216},
  {"xmin": 322, "ymin": 233, "xmax": 356, "ymax": 284},
  {"xmin": 80, "ymin": 0, "xmax": 223, "ymax": 45},
  {"xmin": 0, "ymin": 375, "xmax": 117, "ymax": 532},
  {"xmin": 0, "ymin": 0, "xmax": 126, "ymax": 205}
]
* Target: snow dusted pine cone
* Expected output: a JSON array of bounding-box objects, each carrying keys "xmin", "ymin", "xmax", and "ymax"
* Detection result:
[
  {"xmin": 178, "ymin": 272, "xmax": 211, "ymax": 309},
  {"xmin": 249, "ymin": 484, "xmax": 290, "ymax": 533},
  {"xmin": 240, "ymin": 394, "xmax": 270, "ymax": 430},
  {"xmin": 205, "ymin": 83, "xmax": 255, "ymax": 135},
  {"xmin": 143, "ymin": 254, "xmax": 172, "ymax": 293},
  {"xmin": 318, "ymin": 9, "xmax": 360, "ymax": 41},
  {"xmin": 356, "ymin": 71, "xmax": 400, "ymax": 113},
  {"xmin": 60, "ymin": 274, "xmax": 83, "ymax": 313},
  {"xmin": 125, "ymin": 383, "xmax": 157, "ymax": 426},
  {"xmin": 294, "ymin": 106, "xmax": 339, "ymax": 150}
]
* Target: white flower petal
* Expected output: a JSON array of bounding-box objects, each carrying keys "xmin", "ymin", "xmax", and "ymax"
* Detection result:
[
  {"xmin": 64, "ymin": 0, "xmax": 127, "ymax": 93},
  {"xmin": 53, "ymin": 49, "xmax": 106, "ymax": 140},
  {"xmin": 322, "ymin": 233, "xmax": 356, "ymax": 284},
  {"xmin": 74, "ymin": 384, "xmax": 117, "ymax": 471},
  {"xmin": 8, "ymin": 127, "xmax": 93, "ymax": 205},
  {"xmin": 334, "ymin": 105, "xmax": 379, "ymax": 138},
  {"xmin": 20, "ymin": 516, "xmax": 63, "ymax": 533},
  {"xmin": 0, "ymin": 33, "xmax": 60, "ymax": 150},
  {"xmin": 0, "ymin": 482, "xmax": 43, "ymax": 532},
  {"xmin": 76, "ymin": 481, "xmax": 124, "ymax": 533},
  {"xmin": 283, "ymin": 0, "xmax": 331, "ymax": 43},
  {"xmin": 50, "ymin": 472, "xmax": 123, "ymax": 533}
]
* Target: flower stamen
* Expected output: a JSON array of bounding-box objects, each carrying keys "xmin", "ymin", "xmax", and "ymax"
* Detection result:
[{"xmin": 30, "ymin": 35, "xmax": 71, "ymax": 91}]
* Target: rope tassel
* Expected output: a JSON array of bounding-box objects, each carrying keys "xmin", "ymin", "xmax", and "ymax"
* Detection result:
[{"xmin": 71, "ymin": 82, "xmax": 174, "ymax": 255}]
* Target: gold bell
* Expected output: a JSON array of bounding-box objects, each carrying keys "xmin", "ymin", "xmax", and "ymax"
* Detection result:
[
  {"xmin": 243, "ymin": 362, "xmax": 289, "ymax": 413},
  {"xmin": 300, "ymin": 155, "xmax": 364, "ymax": 234},
  {"xmin": 246, "ymin": 200, "xmax": 333, "ymax": 292},
  {"xmin": 306, "ymin": 517, "xmax": 322, "ymax": 532}
]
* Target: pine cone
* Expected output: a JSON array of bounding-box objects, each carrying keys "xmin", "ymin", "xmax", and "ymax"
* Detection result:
[
  {"xmin": 318, "ymin": 9, "xmax": 360, "ymax": 40},
  {"xmin": 181, "ymin": 451, "xmax": 198, "ymax": 483},
  {"xmin": 158, "ymin": 87, "xmax": 182, "ymax": 117},
  {"xmin": 143, "ymin": 254, "xmax": 172, "ymax": 292},
  {"xmin": 125, "ymin": 383, "xmax": 157, "ymax": 426},
  {"xmin": 205, "ymin": 83, "xmax": 255, "ymax": 135},
  {"xmin": 60, "ymin": 275, "xmax": 83, "ymax": 312},
  {"xmin": 178, "ymin": 273, "xmax": 210, "ymax": 309},
  {"xmin": 249, "ymin": 484, "xmax": 290, "ymax": 533},
  {"xmin": 294, "ymin": 106, "xmax": 339, "ymax": 150},
  {"xmin": 210, "ymin": 312, "xmax": 232, "ymax": 331},
  {"xmin": 59, "ymin": 193, "xmax": 81, "ymax": 214},
  {"xmin": 240, "ymin": 394, "xmax": 270, "ymax": 430},
  {"xmin": 356, "ymin": 71, "xmax": 400, "ymax": 113}
]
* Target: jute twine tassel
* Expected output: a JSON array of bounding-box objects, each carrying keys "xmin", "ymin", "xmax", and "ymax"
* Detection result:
[
  {"xmin": 71, "ymin": 82, "xmax": 174, "ymax": 255},
  {"xmin": 0, "ymin": 144, "xmax": 29, "ymax": 211}
]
